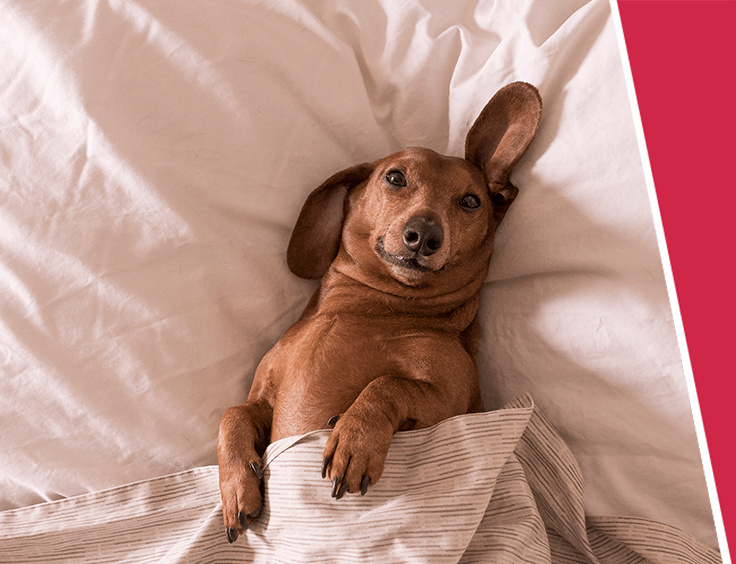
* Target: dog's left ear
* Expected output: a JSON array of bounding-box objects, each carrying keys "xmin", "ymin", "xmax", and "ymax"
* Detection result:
[
  {"xmin": 465, "ymin": 82, "xmax": 542, "ymax": 215},
  {"xmin": 287, "ymin": 163, "xmax": 374, "ymax": 279}
]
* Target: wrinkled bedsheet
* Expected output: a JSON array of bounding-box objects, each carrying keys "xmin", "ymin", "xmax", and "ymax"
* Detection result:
[{"xmin": 0, "ymin": 0, "xmax": 722, "ymax": 555}]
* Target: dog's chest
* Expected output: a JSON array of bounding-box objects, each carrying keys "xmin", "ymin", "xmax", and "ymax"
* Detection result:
[{"xmin": 267, "ymin": 313, "xmax": 432, "ymax": 439}]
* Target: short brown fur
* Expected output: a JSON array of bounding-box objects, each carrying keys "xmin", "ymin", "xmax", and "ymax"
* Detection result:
[{"xmin": 217, "ymin": 82, "xmax": 542, "ymax": 543}]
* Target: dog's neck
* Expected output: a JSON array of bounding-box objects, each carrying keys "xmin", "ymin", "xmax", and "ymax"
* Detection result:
[{"xmin": 306, "ymin": 265, "xmax": 485, "ymax": 334}]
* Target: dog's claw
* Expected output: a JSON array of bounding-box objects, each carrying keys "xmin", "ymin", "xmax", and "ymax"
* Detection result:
[
  {"xmin": 331, "ymin": 476, "xmax": 340, "ymax": 497},
  {"xmin": 321, "ymin": 456, "xmax": 331, "ymax": 479},
  {"xmin": 360, "ymin": 475, "xmax": 372, "ymax": 496},
  {"xmin": 250, "ymin": 460, "xmax": 264, "ymax": 479},
  {"xmin": 331, "ymin": 477, "xmax": 349, "ymax": 500},
  {"xmin": 336, "ymin": 483, "xmax": 349, "ymax": 499},
  {"xmin": 327, "ymin": 415, "xmax": 340, "ymax": 427},
  {"xmin": 238, "ymin": 511, "xmax": 248, "ymax": 530},
  {"xmin": 226, "ymin": 527, "xmax": 238, "ymax": 544}
]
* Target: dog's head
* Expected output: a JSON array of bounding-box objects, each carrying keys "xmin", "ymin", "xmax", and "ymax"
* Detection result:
[{"xmin": 287, "ymin": 82, "xmax": 542, "ymax": 296}]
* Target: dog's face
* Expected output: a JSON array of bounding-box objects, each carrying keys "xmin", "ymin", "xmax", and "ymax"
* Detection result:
[
  {"xmin": 340, "ymin": 147, "xmax": 501, "ymax": 292},
  {"xmin": 286, "ymin": 82, "xmax": 542, "ymax": 296}
]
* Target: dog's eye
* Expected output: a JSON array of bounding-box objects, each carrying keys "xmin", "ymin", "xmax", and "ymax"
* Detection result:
[
  {"xmin": 459, "ymin": 194, "xmax": 481, "ymax": 211},
  {"xmin": 385, "ymin": 170, "xmax": 407, "ymax": 188}
]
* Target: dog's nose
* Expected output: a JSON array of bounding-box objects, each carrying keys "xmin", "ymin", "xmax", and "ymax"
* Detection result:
[{"xmin": 402, "ymin": 217, "xmax": 444, "ymax": 257}]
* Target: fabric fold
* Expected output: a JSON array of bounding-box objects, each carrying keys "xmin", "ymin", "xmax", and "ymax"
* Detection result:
[{"xmin": 510, "ymin": 395, "xmax": 600, "ymax": 562}]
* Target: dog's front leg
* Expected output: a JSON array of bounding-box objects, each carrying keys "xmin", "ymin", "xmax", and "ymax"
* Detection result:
[
  {"xmin": 217, "ymin": 399, "xmax": 272, "ymax": 542},
  {"xmin": 321, "ymin": 374, "xmax": 471, "ymax": 499}
]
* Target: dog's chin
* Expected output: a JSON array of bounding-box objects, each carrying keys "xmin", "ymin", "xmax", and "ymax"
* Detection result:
[{"xmin": 375, "ymin": 239, "xmax": 435, "ymax": 286}]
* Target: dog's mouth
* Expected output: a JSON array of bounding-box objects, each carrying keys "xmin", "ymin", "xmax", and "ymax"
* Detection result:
[{"xmin": 375, "ymin": 237, "xmax": 432, "ymax": 276}]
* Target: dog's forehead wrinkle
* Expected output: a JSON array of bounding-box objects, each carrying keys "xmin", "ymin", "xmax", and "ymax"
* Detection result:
[{"xmin": 383, "ymin": 147, "xmax": 468, "ymax": 175}]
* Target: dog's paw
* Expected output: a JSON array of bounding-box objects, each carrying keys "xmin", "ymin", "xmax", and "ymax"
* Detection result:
[
  {"xmin": 219, "ymin": 458, "xmax": 264, "ymax": 543},
  {"xmin": 321, "ymin": 412, "xmax": 393, "ymax": 499}
]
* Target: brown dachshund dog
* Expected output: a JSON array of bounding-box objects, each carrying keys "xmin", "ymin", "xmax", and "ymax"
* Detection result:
[{"xmin": 217, "ymin": 82, "xmax": 542, "ymax": 543}]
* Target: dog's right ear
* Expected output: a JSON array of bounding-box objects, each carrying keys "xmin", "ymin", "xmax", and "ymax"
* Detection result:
[{"xmin": 287, "ymin": 163, "xmax": 374, "ymax": 280}]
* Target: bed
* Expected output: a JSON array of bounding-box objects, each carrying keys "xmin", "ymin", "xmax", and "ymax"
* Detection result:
[{"xmin": 0, "ymin": 0, "xmax": 724, "ymax": 562}]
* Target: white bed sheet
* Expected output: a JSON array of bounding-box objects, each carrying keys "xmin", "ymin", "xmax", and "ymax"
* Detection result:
[{"xmin": 0, "ymin": 0, "xmax": 720, "ymax": 551}]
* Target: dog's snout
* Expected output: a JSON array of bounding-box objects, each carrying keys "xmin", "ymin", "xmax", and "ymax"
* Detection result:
[{"xmin": 402, "ymin": 217, "xmax": 444, "ymax": 257}]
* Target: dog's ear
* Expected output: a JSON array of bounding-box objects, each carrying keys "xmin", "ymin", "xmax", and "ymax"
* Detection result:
[
  {"xmin": 465, "ymin": 82, "xmax": 542, "ymax": 211},
  {"xmin": 287, "ymin": 163, "xmax": 374, "ymax": 279}
]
